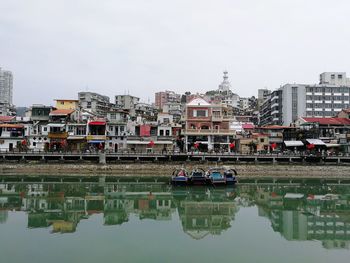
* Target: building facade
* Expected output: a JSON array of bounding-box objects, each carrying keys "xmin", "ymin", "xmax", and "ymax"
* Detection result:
[
  {"xmin": 259, "ymin": 73, "xmax": 350, "ymax": 126},
  {"xmin": 155, "ymin": 91, "xmax": 180, "ymax": 109},
  {"xmin": 78, "ymin": 92, "xmax": 110, "ymax": 117},
  {"xmin": 182, "ymin": 97, "xmax": 236, "ymax": 152}
]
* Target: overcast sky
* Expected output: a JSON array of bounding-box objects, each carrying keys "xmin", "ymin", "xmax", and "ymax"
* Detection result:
[{"xmin": 1, "ymin": 0, "xmax": 350, "ymax": 107}]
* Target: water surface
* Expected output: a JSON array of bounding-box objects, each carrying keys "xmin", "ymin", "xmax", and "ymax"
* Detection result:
[{"xmin": 1, "ymin": 181, "xmax": 350, "ymax": 263}]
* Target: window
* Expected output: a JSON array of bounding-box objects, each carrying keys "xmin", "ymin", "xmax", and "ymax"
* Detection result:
[
  {"xmin": 194, "ymin": 109, "xmax": 208, "ymax": 117},
  {"xmin": 33, "ymin": 142, "xmax": 36, "ymax": 147},
  {"xmin": 60, "ymin": 101, "xmax": 64, "ymax": 105},
  {"xmin": 166, "ymin": 130, "xmax": 170, "ymax": 136},
  {"xmin": 331, "ymin": 74, "xmax": 335, "ymax": 79},
  {"xmin": 338, "ymin": 74, "xmax": 343, "ymax": 79},
  {"xmin": 160, "ymin": 130, "xmax": 164, "ymax": 136}
]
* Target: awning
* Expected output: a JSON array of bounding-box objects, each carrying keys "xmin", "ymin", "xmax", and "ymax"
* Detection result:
[
  {"xmin": 306, "ymin": 139, "xmax": 326, "ymax": 146},
  {"xmin": 88, "ymin": 140, "xmax": 105, "ymax": 144},
  {"xmin": 126, "ymin": 141, "xmax": 173, "ymax": 145},
  {"xmin": 89, "ymin": 121, "xmax": 106, "ymax": 126},
  {"xmin": 0, "ymin": 124, "xmax": 24, "ymax": 128},
  {"xmin": 47, "ymin": 123, "xmax": 65, "ymax": 128},
  {"xmin": 67, "ymin": 136, "xmax": 85, "ymax": 140},
  {"xmin": 325, "ymin": 143, "xmax": 341, "ymax": 148},
  {"xmin": 284, "ymin": 141, "xmax": 304, "ymax": 147}
]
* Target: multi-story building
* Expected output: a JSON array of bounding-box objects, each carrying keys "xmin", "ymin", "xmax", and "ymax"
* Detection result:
[
  {"xmin": 105, "ymin": 110, "xmax": 128, "ymax": 152},
  {"xmin": 319, "ymin": 72, "xmax": 350, "ymax": 86},
  {"xmin": 155, "ymin": 90, "xmax": 180, "ymax": 109},
  {"xmin": 115, "ymin": 95, "xmax": 140, "ymax": 110},
  {"xmin": 258, "ymin": 88, "xmax": 271, "ymax": 107},
  {"xmin": 55, "ymin": 99, "xmax": 79, "ymax": 110},
  {"xmin": 78, "ymin": 92, "xmax": 110, "ymax": 117},
  {"xmin": 182, "ymin": 97, "xmax": 236, "ymax": 152},
  {"xmin": 259, "ymin": 73, "xmax": 350, "ymax": 126},
  {"xmin": 259, "ymin": 90, "xmax": 283, "ymax": 126},
  {"xmin": 0, "ymin": 67, "xmax": 14, "ymax": 116}
]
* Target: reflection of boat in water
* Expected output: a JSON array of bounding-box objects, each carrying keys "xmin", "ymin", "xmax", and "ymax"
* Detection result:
[{"xmin": 206, "ymin": 167, "xmax": 237, "ymax": 186}]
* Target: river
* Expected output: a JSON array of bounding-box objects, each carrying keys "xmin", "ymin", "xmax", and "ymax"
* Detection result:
[{"xmin": 0, "ymin": 180, "xmax": 350, "ymax": 263}]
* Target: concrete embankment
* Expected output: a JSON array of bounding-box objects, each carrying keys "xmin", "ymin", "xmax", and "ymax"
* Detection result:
[{"xmin": 1, "ymin": 163, "xmax": 350, "ymax": 178}]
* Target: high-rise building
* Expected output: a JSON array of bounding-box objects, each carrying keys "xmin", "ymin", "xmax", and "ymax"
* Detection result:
[
  {"xmin": 0, "ymin": 67, "xmax": 14, "ymax": 116},
  {"xmin": 258, "ymin": 88, "xmax": 271, "ymax": 108},
  {"xmin": 259, "ymin": 72, "xmax": 350, "ymax": 126}
]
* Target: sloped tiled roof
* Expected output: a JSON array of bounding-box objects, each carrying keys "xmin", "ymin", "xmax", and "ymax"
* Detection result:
[
  {"xmin": 0, "ymin": 116, "xmax": 16, "ymax": 122},
  {"xmin": 301, "ymin": 117, "xmax": 350, "ymax": 125},
  {"xmin": 187, "ymin": 97, "xmax": 211, "ymax": 106},
  {"xmin": 49, "ymin": 109, "xmax": 75, "ymax": 116}
]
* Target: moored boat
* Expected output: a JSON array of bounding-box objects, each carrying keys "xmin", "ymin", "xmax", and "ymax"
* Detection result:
[
  {"xmin": 223, "ymin": 168, "xmax": 237, "ymax": 185},
  {"xmin": 171, "ymin": 168, "xmax": 190, "ymax": 185},
  {"xmin": 190, "ymin": 168, "xmax": 207, "ymax": 185},
  {"xmin": 206, "ymin": 167, "xmax": 237, "ymax": 186},
  {"xmin": 206, "ymin": 167, "xmax": 226, "ymax": 185}
]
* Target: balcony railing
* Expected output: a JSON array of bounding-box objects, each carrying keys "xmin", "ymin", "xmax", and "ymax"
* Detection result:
[{"xmin": 182, "ymin": 129, "xmax": 234, "ymax": 134}]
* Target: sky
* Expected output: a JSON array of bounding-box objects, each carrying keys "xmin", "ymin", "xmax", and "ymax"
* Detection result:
[{"xmin": 1, "ymin": 0, "xmax": 350, "ymax": 107}]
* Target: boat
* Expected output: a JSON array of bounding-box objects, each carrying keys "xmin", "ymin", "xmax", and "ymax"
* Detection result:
[
  {"xmin": 206, "ymin": 167, "xmax": 237, "ymax": 186},
  {"xmin": 171, "ymin": 168, "xmax": 190, "ymax": 185},
  {"xmin": 223, "ymin": 168, "xmax": 237, "ymax": 185},
  {"xmin": 190, "ymin": 168, "xmax": 207, "ymax": 185}
]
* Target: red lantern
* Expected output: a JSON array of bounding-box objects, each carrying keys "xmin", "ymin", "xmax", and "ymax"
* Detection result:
[
  {"xmin": 194, "ymin": 142, "xmax": 200, "ymax": 149},
  {"xmin": 229, "ymin": 142, "xmax": 235, "ymax": 149},
  {"xmin": 21, "ymin": 140, "xmax": 27, "ymax": 146},
  {"xmin": 307, "ymin": 143, "xmax": 315, "ymax": 150},
  {"xmin": 148, "ymin": 140, "xmax": 155, "ymax": 147},
  {"xmin": 271, "ymin": 143, "xmax": 277, "ymax": 150}
]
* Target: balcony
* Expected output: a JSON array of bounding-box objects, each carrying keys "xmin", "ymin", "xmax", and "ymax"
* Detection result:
[
  {"xmin": 48, "ymin": 132, "xmax": 69, "ymax": 139},
  {"xmin": 211, "ymin": 116, "xmax": 223, "ymax": 122}
]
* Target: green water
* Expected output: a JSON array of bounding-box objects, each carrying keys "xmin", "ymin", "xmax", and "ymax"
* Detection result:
[{"xmin": 1, "ymin": 181, "xmax": 350, "ymax": 263}]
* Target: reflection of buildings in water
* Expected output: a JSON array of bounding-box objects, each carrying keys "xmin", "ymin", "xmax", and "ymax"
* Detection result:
[
  {"xmin": 104, "ymin": 199, "xmax": 133, "ymax": 225},
  {"xmin": 255, "ymin": 186, "xmax": 350, "ymax": 249},
  {"xmin": 0, "ymin": 210, "xmax": 8, "ymax": 224},
  {"xmin": 104, "ymin": 192, "xmax": 175, "ymax": 225},
  {"xmin": 3, "ymin": 181, "xmax": 350, "ymax": 243},
  {"xmin": 178, "ymin": 189, "xmax": 238, "ymax": 240}
]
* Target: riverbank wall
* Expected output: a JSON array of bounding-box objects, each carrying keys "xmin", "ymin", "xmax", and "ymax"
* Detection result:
[{"xmin": 1, "ymin": 163, "xmax": 350, "ymax": 178}]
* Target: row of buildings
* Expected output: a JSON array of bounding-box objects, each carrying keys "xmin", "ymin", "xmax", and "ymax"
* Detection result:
[
  {"xmin": 1, "ymin": 93, "xmax": 350, "ymax": 154},
  {"xmin": 2, "ymin": 66, "xmax": 350, "ymax": 153}
]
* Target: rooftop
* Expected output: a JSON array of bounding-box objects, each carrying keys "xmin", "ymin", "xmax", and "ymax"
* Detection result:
[
  {"xmin": 301, "ymin": 117, "xmax": 350, "ymax": 125},
  {"xmin": 49, "ymin": 109, "xmax": 75, "ymax": 116}
]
